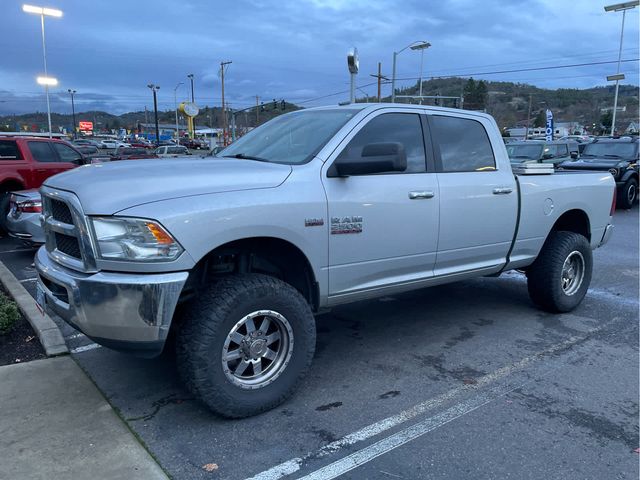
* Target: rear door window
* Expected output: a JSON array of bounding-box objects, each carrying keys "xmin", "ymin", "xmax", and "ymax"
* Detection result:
[
  {"xmin": 28, "ymin": 141, "xmax": 56, "ymax": 163},
  {"xmin": 52, "ymin": 143, "xmax": 83, "ymax": 163},
  {"xmin": 430, "ymin": 116, "xmax": 496, "ymax": 172},
  {"xmin": 0, "ymin": 141, "xmax": 23, "ymax": 160}
]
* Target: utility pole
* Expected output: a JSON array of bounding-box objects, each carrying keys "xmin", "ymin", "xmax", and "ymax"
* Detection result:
[
  {"xmin": 220, "ymin": 60, "xmax": 232, "ymax": 144},
  {"xmin": 147, "ymin": 84, "xmax": 160, "ymax": 147},
  {"xmin": 144, "ymin": 106, "xmax": 149, "ymax": 125},
  {"xmin": 67, "ymin": 89, "xmax": 77, "ymax": 138},
  {"xmin": 369, "ymin": 63, "xmax": 388, "ymax": 102},
  {"xmin": 525, "ymin": 93, "xmax": 532, "ymax": 141},
  {"xmin": 187, "ymin": 74, "xmax": 195, "ymax": 138},
  {"xmin": 174, "ymin": 82, "xmax": 183, "ymax": 142},
  {"xmin": 256, "ymin": 95, "xmax": 259, "ymax": 125}
]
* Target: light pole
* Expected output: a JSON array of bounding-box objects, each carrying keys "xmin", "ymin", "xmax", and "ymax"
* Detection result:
[
  {"xmin": 23, "ymin": 4, "xmax": 62, "ymax": 138},
  {"xmin": 391, "ymin": 40, "xmax": 430, "ymax": 103},
  {"xmin": 147, "ymin": 84, "xmax": 160, "ymax": 147},
  {"xmin": 604, "ymin": 1, "xmax": 638, "ymax": 135},
  {"xmin": 410, "ymin": 42, "xmax": 431, "ymax": 104},
  {"xmin": 174, "ymin": 82, "xmax": 183, "ymax": 142},
  {"xmin": 67, "ymin": 89, "xmax": 76, "ymax": 138},
  {"xmin": 187, "ymin": 74, "xmax": 195, "ymax": 138}
]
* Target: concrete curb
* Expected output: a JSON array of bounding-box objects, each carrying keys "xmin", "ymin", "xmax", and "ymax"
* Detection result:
[{"xmin": 0, "ymin": 260, "xmax": 68, "ymax": 356}]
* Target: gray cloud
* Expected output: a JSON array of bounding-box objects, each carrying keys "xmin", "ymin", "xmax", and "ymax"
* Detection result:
[{"xmin": 0, "ymin": 0, "xmax": 638, "ymax": 115}]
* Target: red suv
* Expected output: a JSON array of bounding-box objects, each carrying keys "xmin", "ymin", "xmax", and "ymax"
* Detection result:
[{"xmin": 0, "ymin": 136, "xmax": 84, "ymax": 230}]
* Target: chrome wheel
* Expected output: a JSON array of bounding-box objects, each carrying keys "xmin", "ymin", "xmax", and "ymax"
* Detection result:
[
  {"xmin": 561, "ymin": 251, "xmax": 585, "ymax": 296},
  {"xmin": 221, "ymin": 310, "xmax": 294, "ymax": 389},
  {"xmin": 627, "ymin": 183, "xmax": 636, "ymax": 204}
]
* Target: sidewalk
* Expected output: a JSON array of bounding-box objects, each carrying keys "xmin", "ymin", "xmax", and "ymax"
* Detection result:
[{"xmin": 0, "ymin": 356, "xmax": 168, "ymax": 480}]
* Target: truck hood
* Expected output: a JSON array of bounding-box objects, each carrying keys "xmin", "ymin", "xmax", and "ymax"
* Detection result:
[{"xmin": 44, "ymin": 157, "xmax": 292, "ymax": 214}]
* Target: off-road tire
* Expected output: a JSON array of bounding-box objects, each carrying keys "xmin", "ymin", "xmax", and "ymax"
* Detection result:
[
  {"xmin": 526, "ymin": 231, "xmax": 592, "ymax": 313},
  {"xmin": 176, "ymin": 274, "xmax": 316, "ymax": 418},
  {"xmin": 617, "ymin": 178, "xmax": 637, "ymax": 210}
]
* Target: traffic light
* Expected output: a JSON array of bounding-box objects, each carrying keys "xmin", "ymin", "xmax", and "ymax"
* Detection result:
[
  {"xmin": 260, "ymin": 102, "xmax": 265, "ymax": 112},
  {"xmin": 272, "ymin": 99, "xmax": 277, "ymax": 110},
  {"xmin": 281, "ymin": 100, "xmax": 286, "ymax": 111}
]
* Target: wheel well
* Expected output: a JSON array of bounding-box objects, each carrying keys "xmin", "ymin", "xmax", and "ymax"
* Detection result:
[
  {"xmin": 0, "ymin": 180, "xmax": 25, "ymax": 194},
  {"xmin": 551, "ymin": 209, "xmax": 590, "ymax": 241},
  {"xmin": 187, "ymin": 237, "xmax": 319, "ymax": 311}
]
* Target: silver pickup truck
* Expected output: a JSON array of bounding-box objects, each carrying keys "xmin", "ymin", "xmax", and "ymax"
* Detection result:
[{"xmin": 35, "ymin": 104, "xmax": 615, "ymax": 417}]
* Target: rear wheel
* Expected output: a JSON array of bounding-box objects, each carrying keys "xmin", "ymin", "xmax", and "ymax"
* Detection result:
[
  {"xmin": 176, "ymin": 274, "xmax": 316, "ymax": 418},
  {"xmin": 526, "ymin": 231, "xmax": 592, "ymax": 313},
  {"xmin": 617, "ymin": 178, "xmax": 637, "ymax": 210}
]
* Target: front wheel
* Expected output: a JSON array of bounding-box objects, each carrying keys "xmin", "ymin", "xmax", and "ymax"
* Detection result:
[
  {"xmin": 526, "ymin": 231, "xmax": 592, "ymax": 313},
  {"xmin": 617, "ymin": 178, "xmax": 638, "ymax": 210},
  {"xmin": 176, "ymin": 274, "xmax": 316, "ymax": 418}
]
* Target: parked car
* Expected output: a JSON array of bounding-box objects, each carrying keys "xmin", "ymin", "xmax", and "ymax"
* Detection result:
[
  {"xmin": 179, "ymin": 138, "xmax": 209, "ymax": 149},
  {"xmin": 6, "ymin": 189, "xmax": 44, "ymax": 244},
  {"xmin": 558, "ymin": 137, "xmax": 639, "ymax": 209},
  {"xmin": 155, "ymin": 145, "xmax": 191, "ymax": 157},
  {"xmin": 110, "ymin": 147, "xmax": 159, "ymax": 161},
  {"xmin": 0, "ymin": 136, "xmax": 84, "ymax": 230},
  {"xmin": 506, "ymin": 140, "xmax": 578, "ymax": 166},
  {"xmin": 99, "ymin": 139, "xmax": 130, "ymax": 149},
  {"xmin": 35, "ymin": 104, "xmax": 615, "ymax": 418},
  {"xmin": 72, "ymin": 138, "xmax": 101, "ymax": 148},
  {"xmin": 128, "ymin": 139, "xmax": 154, "ymax": 149},
  {"xmin": 76, "ymin": 145, "xmax": 111, "ymax": 163}
]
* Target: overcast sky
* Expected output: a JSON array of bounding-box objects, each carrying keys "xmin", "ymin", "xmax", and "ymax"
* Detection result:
[{"xmin": 1, "ymin": 0, "xmax": 638, "ymax": 115}]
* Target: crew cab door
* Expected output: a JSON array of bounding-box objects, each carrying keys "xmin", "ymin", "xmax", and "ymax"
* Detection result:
[
  {"xmin": 321, "ymin": 110, "xmax": 440, "ymax": 300},
  {"xmin": 427, "ymin": 113, "xmax": 518, "ymax": 276}
]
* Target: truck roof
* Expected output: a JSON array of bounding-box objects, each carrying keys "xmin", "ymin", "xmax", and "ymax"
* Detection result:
[{"xmin": 306, "ymin": 103, "xmax": 495, "ymax": 121}]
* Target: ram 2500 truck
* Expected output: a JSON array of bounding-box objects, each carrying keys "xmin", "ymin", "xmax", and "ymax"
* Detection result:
[{"xmin": 35, "ymin": 104, "xmax": 615, "ymax": 418}]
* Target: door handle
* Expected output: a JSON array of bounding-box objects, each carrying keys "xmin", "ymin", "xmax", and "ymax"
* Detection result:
[
  {"xmin": 408, "ymin": 191, "xmax": 435, "ymax": 199},
  {"xmin": 493, "ymin": 187, "xmax": 513, "ymax": 195}
]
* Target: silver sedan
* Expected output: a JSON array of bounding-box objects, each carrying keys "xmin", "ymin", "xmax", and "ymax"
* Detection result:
[{"xmin": 6, "ymin": 190, "xmax": 44, "ymax": 245}]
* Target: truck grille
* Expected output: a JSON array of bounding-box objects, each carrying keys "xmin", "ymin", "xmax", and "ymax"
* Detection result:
[
  {"xmin": 50, "ymin": 199, "xmax": 74, "ymax": 224},
  {"xmin": 41, "ymin": 187, "xmax": 97, "ymax": 273},
  {"xmin": 54, "ymin": 232, "xmax": 82, "ymax": 259}
]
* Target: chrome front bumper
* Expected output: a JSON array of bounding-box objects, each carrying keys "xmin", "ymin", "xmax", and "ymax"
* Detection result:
[{"xmin": 35, "ymin": 246, "xmax": 188, "ymax": 357}]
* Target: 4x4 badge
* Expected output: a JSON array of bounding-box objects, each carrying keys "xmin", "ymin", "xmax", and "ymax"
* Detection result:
[{"xmin": 304, "ymin": 218, "xmax": 324, "ymax": 227}]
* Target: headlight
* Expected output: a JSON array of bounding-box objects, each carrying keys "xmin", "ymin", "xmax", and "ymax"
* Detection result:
[
  {"xmin": 608, "ymin": 168, "xmax": 618, "ymax": 176},
  {"xmin": 90, "ymin": 217, "xmax": 183, "ymax": 262}
]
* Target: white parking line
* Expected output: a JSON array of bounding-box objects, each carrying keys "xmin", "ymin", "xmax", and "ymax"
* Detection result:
[
  {"xmin": 247, "ymin": 318, "xmax": 613, "ymax": 480},
  {"xmin": 70, "ymin": 343, "xmax": 101, "ymax": 354},
  {"xmin": 297, "ymin": 381, "xmax": 525, "ymax": 480}
]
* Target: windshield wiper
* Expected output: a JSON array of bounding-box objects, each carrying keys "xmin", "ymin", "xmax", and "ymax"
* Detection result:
[
  {"xmin": 511, "ymin": 155, "xmax": 533, "ymax": 159},
  {"xmin": 223, "ymin": 153, "xmax": 270, "ymax": 162}
]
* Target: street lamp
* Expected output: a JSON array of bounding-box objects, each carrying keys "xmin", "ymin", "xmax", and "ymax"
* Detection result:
[
  {"xmin": 410, "ymin": 42, "xmax": 431, "ymax": 104},
  {"xmin": 174, "ymin": 82, "xmax": 183, "ymax": 142},
  {"xmin": 147, "ymin": 84, "xmax": 160, "ymax": 147},
  {"xmin": 391, "ymin": 40, "xmax": 430, "ymax": 103},
  {"xmin": 67, "ymin": 89, "xmax": 76, "ymax": 138},
  {"xmin": 604, "ymin": 1, "xmax": 638, "ymax": 135},
  {"xmin": 23, "ymin": 4, "xmax": 62, "ymax": 138}
]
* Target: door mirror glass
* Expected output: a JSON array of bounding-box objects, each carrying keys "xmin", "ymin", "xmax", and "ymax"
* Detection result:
[
  {"xmin": 329, "ymin": 142, "xmax": 407, "ymax": 177},
  {"xmin": 570, "ymin": 151, "xmax": 578, "ymax": 159}
]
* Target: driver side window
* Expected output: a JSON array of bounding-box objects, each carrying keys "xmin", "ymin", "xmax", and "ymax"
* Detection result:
[{"xmin": 337, "ymin": 113, "xmax": 426, "ymax": 174}]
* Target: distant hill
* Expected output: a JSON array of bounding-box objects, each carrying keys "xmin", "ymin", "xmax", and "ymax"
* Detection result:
[
  {"xmin": 0, "ymin": 78, "xmax": 638, "ymax": 134},
  {"xmin": 371, "ymin": 77, "xmax": 639, "ymax": 131},
  {"xmin": 0, "ymin": 102, "xmax": 300, "ymax": 135}
]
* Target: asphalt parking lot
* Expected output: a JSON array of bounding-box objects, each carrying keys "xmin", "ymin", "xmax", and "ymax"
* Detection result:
[{"xmin": 1, "ymin": 207, "xmax": 638, "ymax": 480}]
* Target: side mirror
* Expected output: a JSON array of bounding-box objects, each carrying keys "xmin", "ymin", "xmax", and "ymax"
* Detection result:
[
  {"xmin": 328, "ymin": 142, "xmax": 407, "ymax": 177},
  {"xmin": 542, "ymin": 152, "xmax": 554, "ymax": 160},
  {"xmin": 570, "ymin": 151, "xmax": 578, "ymax": 159}
]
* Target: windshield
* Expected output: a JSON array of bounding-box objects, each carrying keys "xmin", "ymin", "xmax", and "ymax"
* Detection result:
[
  {"xmin": 506, "ymin": 144, "xmax": 543, "ymax": 161},
  {"xmin": 222, "ymin": 109, "xmax": 359, "ymax": 164},
  {"xmin": 581, "ymin": 142, "xmax": 638, "ymax": 159}
]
